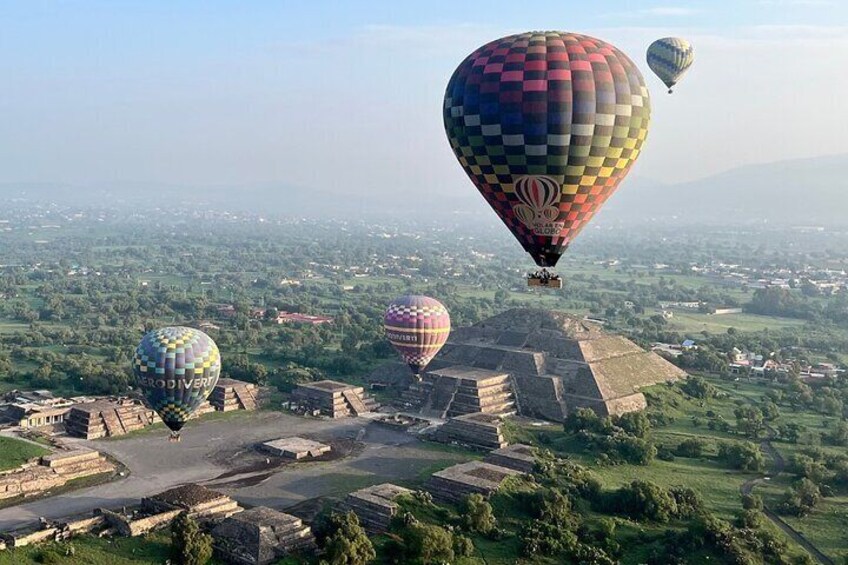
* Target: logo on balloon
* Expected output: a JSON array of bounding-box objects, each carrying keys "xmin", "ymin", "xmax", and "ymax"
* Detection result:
[{"xmin": 512, "ymin": 175, "xmax": 564, "ymax": 236}]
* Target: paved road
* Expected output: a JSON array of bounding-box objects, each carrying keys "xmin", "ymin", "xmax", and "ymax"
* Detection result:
[
  {"xmin": 740, "ymin": 425, "xmax": 834, "ymax": 565},
  {"xmin": 0, "ymin": 411, "xmax": 466, "ymax": 532}
]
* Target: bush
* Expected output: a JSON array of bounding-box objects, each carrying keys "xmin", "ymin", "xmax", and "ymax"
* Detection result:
[
  {"xmin": 453, "ymin": 534, "xmax": 474, "ymax": 558},
  {"xmin": 675, "ymin": 437, "xmax": 706, "ymax": 458},
  {"xmin": 321, "ymin": 511, "xmax": 376, "ymax": 565},
  {"xmin": 401, "ymin": 522, "xmax": 455, "ymax": 564},
  {"xmin": 614, "ymin": 480, "xmax": 678, "ymax": 522},
  {"xmin": 170, "ymin": 512, "xmax": 213, "ymax": 565},
  {"xmin": 781, "ymin": 478, "xmax": 821, "ymax": 517},
  {"xmin": 461, "ymin": 493, "xmax": 496, "ymax": 535},
  {"xmin": 615, "ymin": 411, "xmax": 651, "ymax": 438},
  {"xmin": 681, "ymin": 376, "xmax": 716, "ymax": 399},
  {"xmin": 741, "ymin": 493, "xmax": 763, "ymax": 511},
  {"xmin": 718, "ymin": 441, "xmax": 765, "ymax": 472}
]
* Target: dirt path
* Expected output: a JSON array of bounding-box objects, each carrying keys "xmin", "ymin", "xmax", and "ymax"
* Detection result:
[{"xmin": 740, "ymin": 425, "xmax": 834, "ymax": 565}]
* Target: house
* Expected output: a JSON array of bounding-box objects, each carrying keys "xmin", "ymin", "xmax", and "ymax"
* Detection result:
[
  {"xmin": 274, "ymin": 312, "xmax": 333, "ymax": 325},
  {"xmin": 249, "ymin": 308, "xmax": 266, "ymax": 320},
  {"xmin": 681, "ymin": 340, "xmax": 697, "ymax": 351},
  {"xmin": 216, "ymin": 305, "xmax": 237, "ymax": 318}
]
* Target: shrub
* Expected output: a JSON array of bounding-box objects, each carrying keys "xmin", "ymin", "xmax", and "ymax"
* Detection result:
[
  {"xmin": 461, "ymin": 493, "xmax": 496, "ymax": 535},
  {"xmin": 718, "ymin": 441, "xmax": 765, "ymax": 472},
  {"xmin": 321, "ymin": 511, "xmax": 376, "ymax": 565},
  {"xmin": 170, "ymin": 512, "xmax": 213, "ymax": 565},
  {"xmin": 675, "ymin": 437, "xmax": 706, "ymax": 458}
]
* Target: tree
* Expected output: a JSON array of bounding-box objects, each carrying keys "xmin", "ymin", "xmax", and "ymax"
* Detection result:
[
  {"xmin": 781, "ymin": 478, "xmax": 821, "ymax": 517},
  {"xmin": 461, "ymin": 493, "xmax": 496, "ymax": 535},
  {"xmin": 402, "ymin": 522, "xmax": 455, "ymax": 564},
  {"xmin": 761, "ymin": 400, "xmax": 780, "ymax": 421},
  {"xmin": 615, "ymin": 411, "xmax": 651, "ymax": 438},
  {"xmin": 675, "ymin": 437, "xmax": 706, "ymax": 458},
  {"xmin": 828, "ymin": 420, "xmax": 848, "ymax": 447},
  {"xmin": 322, "ymin": 511, "xmax": 375, "ymax": 565},
  {"xmin": 718, "ymin": 441, "xmax": 765, "ymax": 472},
  {"xmin": 616, "ymin": 480, "xmax": 678, "ymax": 522},
  {"xmin": 734, "ymin": 405, "xmax": 765, "ymax": 438},
  {"xmin": 170, "ymin": 512, "xmax": 213, "ymax": 565}
]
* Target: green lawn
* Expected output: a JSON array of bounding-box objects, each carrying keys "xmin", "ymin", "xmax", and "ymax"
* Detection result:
[
  {"xmin": 0, "ymin": 533, "xmax": 174, "ymax": 565},
  {"xmin": 649, "ymin": 309, "xmax": 807, "ymax": 334},
  {"xmin": 0, "ymin": 436, "xmax": 50, "ymax": 472}
]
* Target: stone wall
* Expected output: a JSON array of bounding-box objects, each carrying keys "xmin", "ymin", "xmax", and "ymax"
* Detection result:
[
  {"xmin": 510, "ymin": 374, "xmax": 566, "ymax": 422},
  {"xmin": 0, "ymin": 447, "xmax": 114, "ymax": 501}
]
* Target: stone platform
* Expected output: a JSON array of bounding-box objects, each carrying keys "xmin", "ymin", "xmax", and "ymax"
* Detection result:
[
  {"xmin": 337, "ymin": 483, "xmax": 412, "ymax": 533},
  {"xmin": 425, "ymin": 461, "xmax": 523, "ymax": 504},
  {"xmin": 260, "ymin": 437, "xmax": 330, "ymax": 459},
  {"xmin": 404, "ymin": 365, "xmax": 516, "ymax": 419},
  {"xmin": 212, "ymin": 507, "xmax": 316, "ymax": 565},
  {"xmin": 291, "ymin": 380, "xmax": 379, "ymax": 418},
  {"xmin": 484, "ymin": 444, "xmax": 537, "ymax": 473},
  {"xmin": 433, "ymin": 412, "xmax": 507, "ymax": 451}
]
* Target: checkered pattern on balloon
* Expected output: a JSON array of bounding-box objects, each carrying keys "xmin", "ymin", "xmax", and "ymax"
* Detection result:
[
  {"xmin": 443, "ymin": 32, "xmax": 651, "ymax": 268},
  {"xmin": 384, "ymin": 296, "xmax": 451, "ymax": 371},
  {"xmin": 132, "ymin": 327, "xmax": 221, "ymax": 432}
]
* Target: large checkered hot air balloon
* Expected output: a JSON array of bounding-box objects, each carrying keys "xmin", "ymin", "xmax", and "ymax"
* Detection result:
[
  {"xmin": 132, "ymin": 327, "xmax": 221, "ymax": 441},
  {"xmin": 384, "ymin": 296, "xmax": 451, "ymax": 380},
  {"xmin": 443, "ymin": 31, "xmax": 651, "ymax": 286},
  {"xmin": 647, "ymin": 37, "xmax": 694, "ymax": 94}
]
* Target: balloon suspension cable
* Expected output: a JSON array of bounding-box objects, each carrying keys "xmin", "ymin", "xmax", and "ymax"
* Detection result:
[
  {"xmin": 528, "ymin": 268, "xmax": 563, "ymax": 289},
  {"xmin": 168, "ymin": 431, "xmax": 181, "ymax": 443}
]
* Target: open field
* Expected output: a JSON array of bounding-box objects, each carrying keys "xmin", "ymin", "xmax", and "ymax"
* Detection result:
[
  {"xmin": 649, "ymin": 308, "xmax": 808, "ymax": 333},
  {"xmin": 0, "ymin": 532, "xmax": 175, "ymax": 565},
  {"xmin": 0, "ymin": 436, "xmax": 50, "ymax": 472}
]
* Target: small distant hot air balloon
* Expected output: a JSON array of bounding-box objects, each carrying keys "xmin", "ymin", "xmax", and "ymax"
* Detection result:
[
  {"xmin": 646, "ymin": 37, "xmax": 694, "ymax": 93},
  {"xmin": 384, "ymin": 296, "xmax": 451, "ymax": 380},
  {"xmin": 132, "ymin": 327, "xmax": 221, "ymax": 442},
  {"xmin": 443, "ymin": 32, "xmax": 651, "ymax": 287}
]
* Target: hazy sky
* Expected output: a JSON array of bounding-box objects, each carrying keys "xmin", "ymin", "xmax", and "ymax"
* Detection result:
[{"xmin": 2, "ymin": 0, "xmax": 848, "ymax": 199}]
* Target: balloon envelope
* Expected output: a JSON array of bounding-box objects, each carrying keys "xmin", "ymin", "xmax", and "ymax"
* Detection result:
[
  {"xmin": 132, "ymin": 326, "xmax": 221, "ymax": 437},
  {"xmin": 384, "ymin": 296, "xmax": 451, "ymax": 376},
  {"xmin": 444, "ymin": 31, "xmax": 651, "ymax": 268},
  {"xmin": 646, "ymin": 37, "xmax": 694, "ymax": 92}
]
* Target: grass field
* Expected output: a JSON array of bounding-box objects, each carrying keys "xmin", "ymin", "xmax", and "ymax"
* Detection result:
[
  {"xmin": 0, "ymin": 436, "xmax": 50, "ymax": 472},
  {"xmin": 0, "ymin": 533, "xmax": 177, "ymax": 565},
  {"xmin": 648, "ymin": 308, "xmax": 808, "ymax": 334}
]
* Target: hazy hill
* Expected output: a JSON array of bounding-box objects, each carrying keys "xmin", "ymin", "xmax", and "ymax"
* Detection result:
[
  {"xmin": 603, "ymin": 153, "xmax": 848, "ymax": 226},
  {"xmin": 4, "ymin": 153, "xmax": 848, "ymax": 225}
]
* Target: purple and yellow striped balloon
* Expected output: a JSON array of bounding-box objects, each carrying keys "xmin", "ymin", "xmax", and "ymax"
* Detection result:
[{"xmin": 384, "ymin": 295, "xmax": 451, "ymax": 378}]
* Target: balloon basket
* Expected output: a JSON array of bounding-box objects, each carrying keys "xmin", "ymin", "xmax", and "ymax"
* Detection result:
[
  {"xmin": 168, "ymin": 433, "xmax": 181, "ymax": 443},
  {"xmin": 528, "ymin": 270, "xmax": 563, "ymax": 289}
]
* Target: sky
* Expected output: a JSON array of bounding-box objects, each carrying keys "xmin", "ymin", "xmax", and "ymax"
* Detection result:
[{"xmin": 2, "ymin": 0, "xmax": 848, "ymax": 203}]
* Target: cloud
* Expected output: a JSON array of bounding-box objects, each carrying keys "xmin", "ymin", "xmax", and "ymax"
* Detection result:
[
  {"xmin": 758, "ymin": 0, "xmax": 835, "ymax": 6},
  {"xmin": 603, "ymin": 6, "xmax": 702, "ymax": 19}
]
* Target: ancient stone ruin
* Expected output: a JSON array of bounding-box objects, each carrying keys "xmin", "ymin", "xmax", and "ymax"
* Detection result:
[
  {"xmin": 425, "ymin": 460, "xmax": 524, "ymax": 504},
  {"xmin": 484, "ymin": 443, "xmax": 537, "ymax": 473},
  {"xmin": 210, "ymin": 378, "xmax": 259, "ymax": 412},
  {"xmin": 337, "ymin": 483, "xmax": 413, "ymax": 534},
  {"xmin": 433, "ymin": 413, "xmax": 508, "ymax": 451},
  {"xmin": 291, "ymin": 380, "xmax": 379, "ymax": 418},
  {"xmin": 212, "ymin": 507, "xmax": 316, "ymax": 565},
  {"xmin": 378, "ymin": 308, "xmax": 686, "ymax": 420},
  {"xmin": 0, "ymin": 446, "xmax": 114, "ymax": 502},
  {"xmin": 64, "ymin": 398, "xmax": 161, "ymax": 439},
  {"xmin": 402, "ymin": 366, "xmax": 516, "ymax": 419},
  {"xmin": 260, "ymin": 437, "xmax": 331, "ymax": 460}
]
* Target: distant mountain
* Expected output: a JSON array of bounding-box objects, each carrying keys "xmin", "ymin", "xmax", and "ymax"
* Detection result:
[
  {"xmin": 601, "ymin": 154, "xmax": 848, "ymax": 226},
  {"xmin": 4, "ymin": 153, "xmax": 848, "ymax": 224}
]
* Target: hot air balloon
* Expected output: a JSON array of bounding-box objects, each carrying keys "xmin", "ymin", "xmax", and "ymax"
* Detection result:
[
  {"xmin": 646, "ymin": 37, "xmax": 694, "ymax": 94},
  {"xmin": 443, "ymin": 32, "xmax": 651, "ymax": 288},
  {"xmin": 384, "ymin": 296, "xmax": 451, "ymax": 380},
  {"xmin": 132, "ymin": 326, "xmax": 221, "ymax": 442}
]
